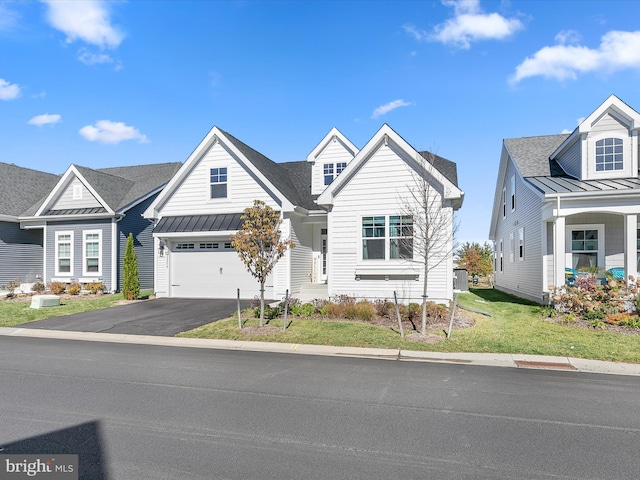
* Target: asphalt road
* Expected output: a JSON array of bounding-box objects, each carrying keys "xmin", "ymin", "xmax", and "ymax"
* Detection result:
[
  {"xmin": 20, "ymin": 298, "xmax": 252, "ymax": 336},
  {"xmin": 1, "ymin": 337, "xmax": 639, "ymax": 480}
]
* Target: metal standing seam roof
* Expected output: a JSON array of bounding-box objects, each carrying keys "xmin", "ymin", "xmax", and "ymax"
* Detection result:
[
  {"xmin": 526, "ymin": 176, "xmax": 640, "ymax": 195},
  {"xmin": 154, "ymin": 214, "xmax": 244, "ymax": 233}
]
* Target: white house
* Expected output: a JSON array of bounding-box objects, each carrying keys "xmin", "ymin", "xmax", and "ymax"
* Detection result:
[
  {"xmin": 489, "ymin": 94, "xmax": 640, "ymax": 303},
  {"xmin": 144, "ymin": 124, "xmax": 464, "ymax": 303}
]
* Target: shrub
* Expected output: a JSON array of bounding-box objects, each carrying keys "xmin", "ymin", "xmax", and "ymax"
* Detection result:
[
  {"xmin": 48, "ymin": 281, "xmax": 66, "ymax": 295},
  {"xmin": 67, "ymin": 283, "xmax": 81, "ymax": 295},
  {"xmin": 344, "ymin": 301, "xmax": 375, "ymax": 321},
  {"xmin": 374, "ymin": 299, "xmax": 393, "ymax": 319},
  {"xmin": 254, "ymin": 305, "xmax": 281, "ymax": 320},
  {"xmin": 31, "ymin": 282, "xmax": 45, "ymax": 294},
  {"xmin": 408, "ymin": 303, "xmax": 422, "ymax": 322},
  {"xmin": 620, "ymin": 316, "xmax": 640, "ymax": 329},
  {"xmin": 325, "ymin": 302, "xmax": 345, "ymax": 318},
  {"xmin": 301, "ymin": 303, "xmax": 315, "ymax": 317},
  {"xmin": 85, "ymin": 282, "xmax": 106, "ymax": 294},
  {"xmin": 122, "ymin": 233, "xmax": 140, "ymax": 300},
  {"xmin": 583, "ymin": 309, "xmax": 605, "ymax": 321}
]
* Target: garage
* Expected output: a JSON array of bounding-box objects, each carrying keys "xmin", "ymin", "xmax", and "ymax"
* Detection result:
[{"xmin": 169, "ymin": 240, "xmax": 263, "ymax": 298}]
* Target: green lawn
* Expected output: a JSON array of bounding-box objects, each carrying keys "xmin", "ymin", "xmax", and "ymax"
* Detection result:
[
  {"xmin": 2, "ymin": 288, "xmax": 639, "ymax": 364},
  {"xmin": 0, "ymin": 291, "xmax": 153, "ymax": 328},
  {"xmin": 179, "ymin": 288, "xmax": 640, "ymax": 364}
]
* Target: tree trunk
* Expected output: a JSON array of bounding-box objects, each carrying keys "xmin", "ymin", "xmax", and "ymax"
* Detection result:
[
  {"xmin": 421, "ymin": 259, "xmax": 428, "ymax": 335},
  {"xmin": 259, "ymin": 280, "xmax": 265, "ymax": 327}
]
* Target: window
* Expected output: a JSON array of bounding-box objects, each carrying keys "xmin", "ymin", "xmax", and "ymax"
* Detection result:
[
  {"xmin": 595, "ymin": 138, "xmax": 623, "ymax": 171},
  {"xmin": 83, "ymin": 230, "xmax": 101, "ymax": 275},
  {"xmin": 336, "ymin": 162, "xmax": 347, "ymax": 175},
  {"xmin": 518, "ymin": 227, "xmax": 524, "ymax": 261},
  {"xmin": 390, "ymin": 215, "xmax": 413, "ymax": 259},
  {"xmin": 362, "ymin": 216, "xmax": 385, "ymax": 259},
  {"xmin": 55, "ymin": 231, "xmax": 73, "ymax": 276},
  {"xmin": 571, "ymin": 229, "xmax": 598, "ymax": 269},
  {"xmin": 224, "ymin": 242, "xmax": 232, "ymax": 249},
  {"xmin": 509, "ymin": 232, "xmax": 514, "ymax": 262},
  {"xmin": 362, "ymin": 215, "xmax": 413, "ymax": 260},
  {"xmin": 510, "ymin": 175, "xmax": 515, "ymax": 211},
  {"xmin": 323, "ymin": 163, "xmax": 334, "ymax": 185},
  {"xmin": 199, "ymin": 243, "xmax": 218, "ymax": 249},
  {"xmin": 502, "ymin": 187, "xmax": 506, "ymax": 218},
  {"xmin": 210, "ymin": 168, "xmax": 227, "ymax": 198},
  {"xmin": 175, "ymin": 243, "xmax": 195, "ymax": 250}
]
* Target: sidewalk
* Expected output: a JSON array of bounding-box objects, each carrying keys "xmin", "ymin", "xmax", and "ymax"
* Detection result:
[{"xmin": 2, "ymin": 326, "xmax": 640, "ymax": 376}]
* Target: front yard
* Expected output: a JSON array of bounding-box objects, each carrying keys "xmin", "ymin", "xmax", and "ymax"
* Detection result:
[{"xmin": 1, "ymin": 287, "xmax": 639, "ymax": 364}]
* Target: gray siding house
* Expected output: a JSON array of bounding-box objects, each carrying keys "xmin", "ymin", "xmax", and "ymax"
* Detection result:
[
  {"xmin": 144, "ymin": 125, "xmax": 464, "ymax": 303},
  {"xmin": 489, "ymin": 95, "xmax": 640, "ymax": 303},
  {"xmin": 2, "ymin": 161, "xmax": 181, "ymax": 292}
]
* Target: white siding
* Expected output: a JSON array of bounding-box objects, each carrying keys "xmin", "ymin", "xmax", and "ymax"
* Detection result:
[
  {"xmin": 566, "ymin": 213, "xmax": 625, "ymax": 270},
  {"xmin": 288, "ymin": 214, "xmax": 314, "ymax": 294},
  {"xmin": 154, "ymin": 237, "xmax": 169, "ymax": 297},
  {"xmin": 160, "ymin": 141, "xmax": 280, "ymax": 216},
  {"xmin": 51, "ymin": 178, "xmax": 101, "ymax": 210},
  {"xmin": 556, "ymin": 140, "xmax": 582, "ymax": 179},
  {"xmin": 591, "ymin": 113, "xmax": 628, "ymax": 132},
  {"xmin": 493, "ymin": 158, "xmax": 544, "ymax": 303},
  {"xmin": 311, "ymin": 138, "xmax": 356, "ymax": 195},
  {"xmin": 327, "ymin": 143, "xmax": 453, "ymax": 304}
]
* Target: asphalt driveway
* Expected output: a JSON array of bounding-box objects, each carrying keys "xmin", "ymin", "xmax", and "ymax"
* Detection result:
[{"xmin": 20, "ymin": 298, "xmax": 252, "ymax": 336}]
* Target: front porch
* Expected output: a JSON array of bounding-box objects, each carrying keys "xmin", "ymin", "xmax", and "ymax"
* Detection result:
[{"xmin": 544, "ymin": 211, "xmax": 640, "ymax": 290}]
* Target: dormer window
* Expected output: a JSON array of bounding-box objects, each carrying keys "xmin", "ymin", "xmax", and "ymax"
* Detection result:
[
  {"xmin": 595, "ymin": 138, "xmax": 623, "ymax": 171},
  {"xmin": 336, "ymin": 162, "xmax": 347, "ymax": 175},
  {"xmin": 323, "ymin": 163, "xmax": 334, "ymax": 185},
  {"xmin": 210, "ymin": 168, "xmax": 227, "ymax": 198}
]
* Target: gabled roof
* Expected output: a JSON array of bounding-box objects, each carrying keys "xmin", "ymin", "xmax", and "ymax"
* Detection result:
[
  {"xmin": 504, "ymin": 134, "xmax": 570, "ymax": 177},
  {"xmin": 306, "ymin": 127, "xmax": 359, "ymax": 163},
  {"xmin": 419, "ymin": 151, "xmax": 460, "ymax": 188},
  {"xmin": 30, "ymin": 162, "xmax": 182, "ymax": 218},
  {"xmin": 317, "ymin": 124, "xmax": 464, "ymax": 207},
  {"xmin": 0, "ymin": 162, "xmax": 59, "ymax": 217}
]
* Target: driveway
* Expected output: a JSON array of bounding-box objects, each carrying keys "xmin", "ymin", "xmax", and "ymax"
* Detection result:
[{"xmin": 20, "ymin": 298, "xmax": 253, "ymax": 336}]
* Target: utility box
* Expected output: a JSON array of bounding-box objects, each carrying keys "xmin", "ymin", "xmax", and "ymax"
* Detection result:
[
  {"xmin": 30, "ymin": 295, "xmax": 61, "ymax": 309},
  {"xmin": 453, "ymin": 269, "xmax": 469, "ymax": 292}
]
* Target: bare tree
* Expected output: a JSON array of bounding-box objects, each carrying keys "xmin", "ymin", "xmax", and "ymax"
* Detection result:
[
  {"xmin": 230, "ymin": 200, "xmax": 294, "ymax": 326},
  {"xmin": 399, "ymin": 151, "xmax": 458, "ymax": 335}
]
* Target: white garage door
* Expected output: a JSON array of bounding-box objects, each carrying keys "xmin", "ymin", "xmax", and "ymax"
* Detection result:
[{"xmin": 170, "ymin": 242, "xmax": 262, "ymax": 298}]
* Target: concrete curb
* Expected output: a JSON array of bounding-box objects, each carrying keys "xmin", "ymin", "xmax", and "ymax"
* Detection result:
[{"xmin": 1, "ymin": 327, "xmax": 639, "ymax": 376}]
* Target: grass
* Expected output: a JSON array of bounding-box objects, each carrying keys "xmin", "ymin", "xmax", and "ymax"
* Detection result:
[
  {"xmin": 0, "ymin": 290, "xmax": 153, "ymax": 328},
  {"xmin": 2, "ymin": 287, "xmax": 639, "ymax": 364},
  {"xmin": 179, "ymin": 287, "xmax": 640, "ymax": 364}
]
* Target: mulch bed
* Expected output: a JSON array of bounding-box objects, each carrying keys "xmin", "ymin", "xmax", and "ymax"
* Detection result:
[{"xmin": 545, "ymin": 315, "xmax": 640, "ymax": 335}]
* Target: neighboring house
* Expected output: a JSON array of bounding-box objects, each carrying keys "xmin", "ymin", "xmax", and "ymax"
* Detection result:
[
  {"xmin": 144, "ymin": 124, "xmax": 464, "ymax": 303},
  {"xmin": 489, "ymin": 94, "xmax": 640, "ymax": 303},
  {"xmin": 2, "ymin": 161, "xmax": 181, "ymax": 292}
]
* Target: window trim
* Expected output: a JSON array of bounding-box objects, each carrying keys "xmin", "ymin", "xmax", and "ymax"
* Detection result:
[
  {"xmin": 518, "ymin": 227, "xmax": 524, "ymax": 261},
  {"xmin": 72, "ymin": 184, "xmax": 82, "ymax": 200},
  {"xmin": 595, "ymin": 137, "xmax": 624, "ymax": 172},
  {"xmin": 82, "ymin": 230, "xmax": 102, "ymax": 276},
  {"xmin": 510, "ymin": 175, "xmax": 516, "ymax": 212},
  {"xmin": 210, "ymin": 167, "xmax": 228, "ymax": 199},
  {"xmin": 361, "ymin": 215, "xmax": 413, "ymax": 261},
  {"xmin": 565, "ymin": 224, "xmax": 605, "ymax": 270},
  {"xmin": 55, "ymin": 231, "xmax": 74, "ymax": 277}
]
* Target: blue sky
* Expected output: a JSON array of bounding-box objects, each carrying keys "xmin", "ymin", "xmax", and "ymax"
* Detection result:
[{"xmin": 2, "ymin": 0, "xmax": 640, "ymax": 244}]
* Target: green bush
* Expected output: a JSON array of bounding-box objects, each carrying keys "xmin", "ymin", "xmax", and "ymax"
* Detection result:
[
  {"xmin": 583, "ymin": 309, "xmax": 605, "ymax": 321},
  {"xmin": 301, "ymin": 303, "xmax": 315, "ymax": 317},
  {"xmin": 122, "ymin": 233, "xmax": 140, "ymax": 300}
]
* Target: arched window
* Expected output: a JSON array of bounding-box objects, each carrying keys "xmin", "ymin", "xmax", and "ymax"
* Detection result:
[{"xmin": 595, "ymin": 138, "xmax": 623, "ymax": 171}]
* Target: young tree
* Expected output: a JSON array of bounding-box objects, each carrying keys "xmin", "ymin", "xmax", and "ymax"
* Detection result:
[
  {"xmin": 231, "ymin": 200, "xmax": 294, "ymax": 326},
  {"xmin": 456, "ymin": 242, "xmax": 494, "ymax": 278},
  {"xmin": 122, "ymin": 233, "xmax": 140, "ymax": 300},
  {"xmin": 399, "ymin": 152, "xmax": 459, "ymax": 335}
]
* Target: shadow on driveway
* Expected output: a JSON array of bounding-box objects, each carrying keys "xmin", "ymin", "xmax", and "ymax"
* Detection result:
[{"xmin": 20, "ymin": 298, "xmax": 253, "ymax": 336}]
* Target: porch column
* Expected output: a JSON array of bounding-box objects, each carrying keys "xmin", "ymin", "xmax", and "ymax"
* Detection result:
[
  {"xmin": 554, "ymin": 216, "xmax": 566, "ymax": 288},
  {"xmin": 624, "ymin": 214, "xmax": 638, "ymax": 284}
]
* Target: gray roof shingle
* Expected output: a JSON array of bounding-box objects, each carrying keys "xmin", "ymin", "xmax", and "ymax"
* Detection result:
[
  {"xmin": 0, "ymin": 162, "xmax": 60, "ymax": 216},
  {"xmin": 419, "ymin": 151, "xmax": 459, "ymax": 187},
  {"xmin": 504, "ymin": 134, "xmax": 570, "ymax": 177}
]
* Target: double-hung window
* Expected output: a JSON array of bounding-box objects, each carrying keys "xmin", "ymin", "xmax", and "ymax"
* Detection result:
[
  {"xmin": 56, "ymin": 231, "xmax": 73, "ymax": 276},
  {"xmin": 323, "ymin": 163, "xmax": 334, "ymax": 185},
  {"xmin": 83, "ymin": 230, "xmax": 101, "ymax": 275},
  {"xmin": 362, "ymin": 215, "xmax": 413, "ymax": 260},
  {"xmin": 595, "ymin": 138, "xmax": 623, "ymax": 171},
  {"xmin": 571, "ymin": 229, "xmax": 598, "ymax": 269},
  {"xmin": 336, "ymin": 162, "xmax": 347, "ymax": 175},
  {"xmin": 210, "ymin": 168, "xmax": 228, "ymax": 198}
]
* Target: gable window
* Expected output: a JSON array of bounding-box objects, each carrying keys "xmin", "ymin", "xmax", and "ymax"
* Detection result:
[
  {"xmin": 499, "ymin": 239, "xmax": 503, "ymax": 273},
  {"xmin": 595, "ymin": 138, "xmax": 623, "ymax": 171},
  {"xmin": 390, "ymin": 215, "xmax": 413, "ymax": 259},
  {"xmin": 510, "ymin": 175, "xmax": 515, "ymax": 211},
  {"xmin": 323, "ymin": 163, "xmax": 334, "ymax": 185},
  {"xmin": 55, "ymin": 231, "xmax": 73, "ymax": 276},
  {"xmin": 83, "ymin": 230, "xmax": 101, "ymax": 275},
  {"xmin": 336, "ymin": 162, "xmax": 347, "ymax": 175},
  {"xmin": 571, "ymin": 229, "xmax": 598, "ymax": 269},
  {"xmin": 518, "ymin": 227, "xmax": 524, "ymax": 261},
  {"xmin": 210, "ymin": 168, "xmax": 228, "ymax": 198},
  {"xmin": 502, "ymin": 187, "xmax": 506, "ymax": 218}
]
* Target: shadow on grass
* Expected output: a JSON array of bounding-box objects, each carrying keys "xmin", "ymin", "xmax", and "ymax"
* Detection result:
[{"xmin": 468, "ymin": 287, "xmax": 541, "ymax": 306}]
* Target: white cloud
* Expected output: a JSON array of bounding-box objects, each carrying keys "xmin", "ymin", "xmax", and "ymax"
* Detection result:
[
  {"xmin": 407, "ymin": 0, "xmax": 523, "ymax": 49},
  {"xmin": 79, "ymin": 120, "xmax": 148, "ymax": 144},
  {"xmin": 510, "ymin": 30, "xmax": 640, "ymax": 83},
  {"xmin": 0, "ymin": 78, "xmax": 21, "ymax": 100},
  {"xmin": 28, "ymin": 113, "xmax": 61, "ymax": 126},
  {"xmin": 0, "ymin": 3, "xmax": 20, "ymax": 31},
  {"xmin": 42, "ymin": 0, "xmax": 124, "ymax": 49},
  {"xmin": 371, "ymin": 100, "xmax": 413, "ymax": 119}
]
